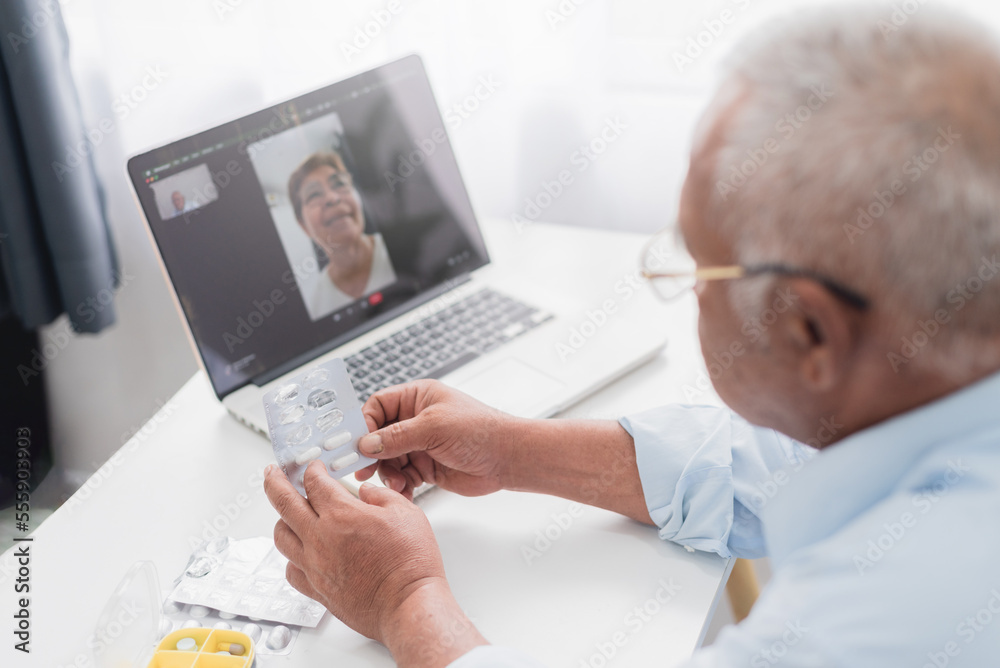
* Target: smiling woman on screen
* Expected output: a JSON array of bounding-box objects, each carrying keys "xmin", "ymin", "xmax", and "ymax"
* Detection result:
[{"xmin": 288, "ymin": 151, "xmax": 396, "ymax": 317}]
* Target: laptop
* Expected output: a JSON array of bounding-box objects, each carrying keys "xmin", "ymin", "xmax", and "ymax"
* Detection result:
[{"xmin": 126, "ymin": 55, "xmax": 667, "ymax": 492}]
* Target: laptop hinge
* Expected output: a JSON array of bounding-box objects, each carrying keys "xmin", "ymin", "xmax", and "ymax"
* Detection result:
[{"xmin": 247, "ymin": 274, "xmax": 474, "ymax": 389}]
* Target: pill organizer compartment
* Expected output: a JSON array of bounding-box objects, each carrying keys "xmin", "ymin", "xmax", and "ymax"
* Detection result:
[
  {"xmin": 152, "ymin": 628, "xmax": 255, "ymax": 668},
  {"xmin": 93, "ymin": 562, "xmax": 257, "ymax": 668}
]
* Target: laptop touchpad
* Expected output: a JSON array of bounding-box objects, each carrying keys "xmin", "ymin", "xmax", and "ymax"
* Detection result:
[{"xmin": 453, "ymin": 358, "xmax": 566, "ymax": 417}]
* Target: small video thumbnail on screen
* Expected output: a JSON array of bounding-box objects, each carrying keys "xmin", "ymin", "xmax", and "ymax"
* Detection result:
[
  {"xmin": 149, "ymin": 163, "xmax": 219, "ymax": 220},
  {"xmin": 247, "ymin": 112, "xmax": 398, "ymax": 322}
]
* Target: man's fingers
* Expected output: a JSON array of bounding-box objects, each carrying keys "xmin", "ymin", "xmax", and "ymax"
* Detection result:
[
  {"xmin": 398, "ymin": 463, "xmax": 425, "ymax": 492},
  {"xmin": 264, "ymin": 464, "xmax": 317, "ymax": 533},
  {"xmin": 362, "ymin": 411, "xmax": 381, "ymax": 436},
  {"xmin": 301, "ymin": 460, "xmax": 356, "ymax": 511},
  {"xmin": 377, "ymin": 462, "xmax": 408, "ymax": 494},
  {"xmin": 285, "ymin": 561, "xmax": 322, "ymax": 602},
  {"xmin": 363, "ymin": 382, "xmax": 425, "ymax": 427},
  {"xmin": 376, "ymin": 456, "xmax": 432, "ymax": 495},
  {"xmin": 354, "ymin": 461, "xmax": 378, "ymax": 482},
  {"xmin": 362, "ymin": 379, "xmax": 445, "ymax": 435},
  {"xmin": 379, "ymin": 475, "xmax": 404, "ymax": 494},
  {"xmin": 358, "ymin": 413, "xmax": 436, "ymax": 459},
  {"xmin": 273, "ymin": 519, "xmax": 304, "ymax": 565},
  {"xmin": 359, "ymin": 481, "xmax": 406, "ymax": 508},
  {"xmin": 408, "ymin": 452, "xmax": 438, "ymax": 486}
]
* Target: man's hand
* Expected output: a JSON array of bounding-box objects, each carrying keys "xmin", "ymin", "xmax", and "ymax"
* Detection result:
[
  {"xmin": 355, "ymin": 380, "xmax": 517, "ymax": 499},
  {"xmin": 355, "ymin": 380, "xmax": 654, "ymax": 526},
  {"xmin": 263, "ymin": 461, "xmax": 486, "ymax": 665}
]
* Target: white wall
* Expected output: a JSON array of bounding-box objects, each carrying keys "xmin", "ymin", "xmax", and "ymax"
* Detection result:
[{"xmin": 41, "ymin": 0, "xmax": 1000, "ymax": 491}]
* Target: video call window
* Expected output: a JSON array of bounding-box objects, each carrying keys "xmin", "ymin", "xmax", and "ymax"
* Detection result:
[
  {"xmin": 149, "ymin": 163, "xmax": 219, "ymax": 220},
  {"xmin": 248, "ymin": 113, "xmax": 399, "ymax": 321},
  {"xmin": 129, "ymin": 56, "xmax": 492, "ymax": 398}
]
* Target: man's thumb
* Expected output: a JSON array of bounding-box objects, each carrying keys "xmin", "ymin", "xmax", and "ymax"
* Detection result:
[{"xmin": 358, "ymin": 418, "xmax": 429, "ymax": 458}]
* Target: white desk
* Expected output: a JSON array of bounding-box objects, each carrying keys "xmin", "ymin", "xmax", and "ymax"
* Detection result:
[{"xmin": 1, "ymin": 219, "xmax": 730, "ymax": 668}]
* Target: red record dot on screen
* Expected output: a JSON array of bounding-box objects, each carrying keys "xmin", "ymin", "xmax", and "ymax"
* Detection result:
[{"xmin": 368, "ymin": 292, "xmax": 383, "ymax": 306}]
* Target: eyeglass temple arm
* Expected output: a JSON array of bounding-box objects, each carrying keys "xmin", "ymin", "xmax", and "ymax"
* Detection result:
[{"xmin": 640, "ymin": 266, "xmax": 745, "ymax": 280}]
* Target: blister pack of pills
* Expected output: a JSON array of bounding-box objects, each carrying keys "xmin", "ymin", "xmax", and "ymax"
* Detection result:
[
  {"xmin": 263, "ymin": 358, "xmax": 375, "ymax": 496},
  {"xmin": 160, "ymin": 598, "xmax": 299, "ymax": 657},
  {"xmin": 168, "ymin": 537, "xmax": 325, "ymax": 629}
]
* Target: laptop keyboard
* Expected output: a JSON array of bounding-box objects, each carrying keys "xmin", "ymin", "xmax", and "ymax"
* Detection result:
[{"xmin": 345, "ymin": 288, "xmax": 553, "ymax": 401}]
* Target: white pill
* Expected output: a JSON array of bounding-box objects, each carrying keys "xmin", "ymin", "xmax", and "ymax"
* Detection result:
[
  {"xmin": 182, "ymin": 619, "xmax": 200, "ymax": 629},
  {"xmin": 218, "ymin": 610, "xmax": 237, "ymax": 620},
  {"xmin": 213, "ymin": 621, "xmax": 231, "ymax": 630},
  {"xmin": 294, "ymin": 446, "xmax": 322, "ymax": 465},
  {"xmin": 266, "ymin": 624, "xmax": 292, "ymax": 650},
  {"xmin": 216, "ymin": 651, "xmax": 231, "ymax": 656},
  {"xmin": 330, "ymin": 451, "xmax": 360, "ymax": 471},
  {"xmin": 323, "ymin": 431, "xmax": 352, "ymax": 451},
  {"xmin": 189, "ymin": 605, "xmax": 211, "ymax": 618},
  {"xmin": 176, "ymin": 637, "xmax": 198, "ymax": 651},
  {"xmin": 241, "ymin": 622, "xmax": 262, "ymax": 643},
  {"xmin": 162, "ymin": 599, "xmax": 182, "ymax": 614},
  {"xmin": 158, "ymin": 618, "xmax": 173, "ymax": 637}
]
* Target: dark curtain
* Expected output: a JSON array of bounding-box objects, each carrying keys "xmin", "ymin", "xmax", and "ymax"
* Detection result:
[{"xmin": 0, "ymin": 0, "xmax": 120, "ymax": 506}]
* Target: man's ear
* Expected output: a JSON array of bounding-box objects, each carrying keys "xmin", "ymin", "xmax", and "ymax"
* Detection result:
[{"xmin": 780, "ymin": 279, "xmax": 863, "ymax": 393}]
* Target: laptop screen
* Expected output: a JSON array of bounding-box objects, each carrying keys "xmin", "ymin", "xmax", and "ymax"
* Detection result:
[{"xmin": 127, "ymin": 55, "xmax": 489, "ymax": 399}]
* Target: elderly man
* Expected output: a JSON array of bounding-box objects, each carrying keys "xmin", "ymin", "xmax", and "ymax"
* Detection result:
[
  {"xmin": 170, "ymin": 190, "xmax": 197, "ymax": 217},
  {"xmin": 263, "ymin": 5, "xmax": 1000, "ymax": 667}
]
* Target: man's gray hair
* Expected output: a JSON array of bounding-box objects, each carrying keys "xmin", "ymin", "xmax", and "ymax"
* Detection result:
[{"xmin": 706, "ymin": 3, "xmax": 1000, "ymax": 374}]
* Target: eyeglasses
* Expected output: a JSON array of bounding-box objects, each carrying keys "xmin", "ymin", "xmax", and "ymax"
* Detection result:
[
  {"xmin": 302, "ymin": 173, "xmax": 353, "ymax": 208},
  {"xmin": 639, "ymin": 226, "xmax": 871, "ymax": 310}
]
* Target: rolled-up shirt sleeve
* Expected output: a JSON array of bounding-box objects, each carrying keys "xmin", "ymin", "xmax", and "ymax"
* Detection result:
[
  {"xmin": 619, "ymin": 404, "xmax": 810, "ymax": 559},
  {"xmin": 447, "ymin": 405, "xmax": 812, "ymax": 668}
]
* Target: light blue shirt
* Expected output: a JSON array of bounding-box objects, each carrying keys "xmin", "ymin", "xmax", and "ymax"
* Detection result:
[{"xmin": 448, "ymin": 370, "xmax": 1000, "ymax": 667}]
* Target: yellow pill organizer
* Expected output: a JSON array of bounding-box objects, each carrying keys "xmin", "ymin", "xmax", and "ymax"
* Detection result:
[
  {"xmin": 93, "ymin": 562, "xmax": 257, "ymax": 668},
  {"xmin": 150, "ymin": 628, "xmax": 256, "ymax": 668}
]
